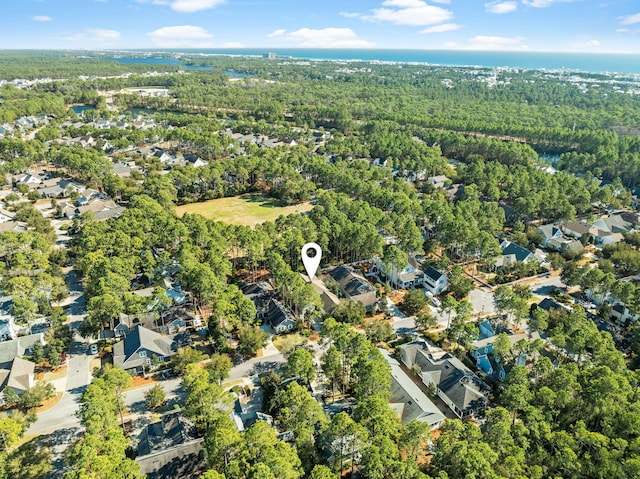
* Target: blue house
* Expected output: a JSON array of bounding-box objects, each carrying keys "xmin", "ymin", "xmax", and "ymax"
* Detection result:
[{"xmin": 471, "ymin": 330, "xmax": 541, "ymax": 381}]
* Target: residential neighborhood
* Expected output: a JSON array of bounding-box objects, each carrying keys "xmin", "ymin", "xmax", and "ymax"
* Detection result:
[{"xmin": 0, "ymin": 46, "xmax": 640, "ymax": 479}]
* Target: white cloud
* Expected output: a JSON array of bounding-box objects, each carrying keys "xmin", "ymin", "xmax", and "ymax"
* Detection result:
[
  {"xmin": 147, "ymin": 25, "xmax": 215, "ymax": 47},
  {"xmin": 617, "ymin": 28, "xmax": 640, "ymax": 34},
  {"xmin": 361, "ymin": 0, "xmax": 453, "ymax": 26},
  {"xmin": 421, "ymin": 23, "xmax": 459, "ymax": 33},
  {"xmin": 170, "ymin": 0, "xmax": 224, "ymax": 12},
  {"xmin": 136, "ymin": 0, "xmax": 224, "ymax": 12},
  {"xmin": 619, "ymin": 12, "xmax": 640, "ymax": 25},
  {"xmin": 485, "ymin": 1, "xmax": 517, "ymax": 14},
  {"xmin": 431, "ymin": 0, "xmax": 451, "ymax": 3},
  {"xmin": 522, "ymin": 0, "xmax": 576, "ymax": 7},
  {"xmin": 339, "ymin": 11, "xmax": 362, "ymax": 18},
  {"xmin": 267, "ymin": 29, "xmax": 286, "ymax": 38},
  {"xmin": 32, "ymin": 15, "xmax": 52, "ymax": 22},
  {"xmin": 65, "ymin": 28, "xmax": 121, "ymax": 45},
  {"xmin": 268, "ymin": 28, "xmax": 373, "ymax": 48}
]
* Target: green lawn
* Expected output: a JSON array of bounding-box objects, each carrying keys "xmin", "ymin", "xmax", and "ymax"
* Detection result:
[
  {"xmin": 272, "ymin": 333, "xmax": 307, "ymax": 354},
  {"xmin": 175, "ymin": 194, "xmax": 313, "ymax": 227}
]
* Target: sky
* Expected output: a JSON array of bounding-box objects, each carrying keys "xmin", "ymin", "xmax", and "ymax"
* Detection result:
[{"xmin": 1, "ymin": 0, "xmax": 640, "ymax": 53}]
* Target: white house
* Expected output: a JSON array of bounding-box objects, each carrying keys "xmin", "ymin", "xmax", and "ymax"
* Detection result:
[{"xmin": 423, "ymin": 266, "xmax": 448, "ymax": 295}]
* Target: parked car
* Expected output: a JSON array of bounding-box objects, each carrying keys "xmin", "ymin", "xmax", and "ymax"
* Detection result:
[{"xmin": 89, "ymin": 343, "xmax": 98, "ymax": 355}]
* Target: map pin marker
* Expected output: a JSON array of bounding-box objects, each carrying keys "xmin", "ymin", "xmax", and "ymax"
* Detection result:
[{"xmin": 301, "ymin": 242, "xmax": 322, "ymax": 282}]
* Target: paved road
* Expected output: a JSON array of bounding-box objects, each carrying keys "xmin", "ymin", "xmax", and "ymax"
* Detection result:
[
  {"xmin": 229, "ymin": 352, "xmax": 286, "ymax": 380},
  {"xmin": 27, "ymin": 339, "xmax": 93, "ymax": 437},
  {"xmin": 469, "ymin": 288, "xmax": 496, "ymax": 316}
]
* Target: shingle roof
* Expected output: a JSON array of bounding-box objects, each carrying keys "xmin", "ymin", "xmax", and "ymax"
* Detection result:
[
  {"xmin": 398, "ymin": 341, "xmax": 488, "ymax": 416},
  {"xmin": 537, "ymin": 224, "xmax": 561, "ymax": 239},
  {"xmin": 6, "ymin": 357, "xmax": 34, "ymax": 393},
  {"xmin": 328, "ymin": 265, "xmax": 376, "ymax": 298},
  {"xmin": 501, "ymin": 241, "xmax": 534, "ymax": 262},
  {"xmin": 113, "ymin": 326, "xmax": 176, "ymax": 370},
  {"xmin": 267, "ymin": 299, "xmax": 295, "ymax": 329},
  {"xmin": 382, "ymin": 349, "xmax": 445, "ymax": 427},
  {"xmin": 0, "ymin": 334, "xmax": 44, "ymax": 366}
]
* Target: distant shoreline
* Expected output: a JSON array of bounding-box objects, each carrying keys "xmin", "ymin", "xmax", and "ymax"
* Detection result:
[{"xmin": 99, "ymin": 48, "xmax": 640, "ymax": 75}]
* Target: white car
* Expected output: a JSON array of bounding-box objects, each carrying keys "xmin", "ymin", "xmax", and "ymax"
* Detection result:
[{"xmin": 89, "ymin": 344, "xmax": 98, "ymax": 355}]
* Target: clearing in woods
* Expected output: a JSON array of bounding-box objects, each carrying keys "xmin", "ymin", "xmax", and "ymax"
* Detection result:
[{"xmin": 175, "ymin": 193, "xmax": 313, "ymax": 227}]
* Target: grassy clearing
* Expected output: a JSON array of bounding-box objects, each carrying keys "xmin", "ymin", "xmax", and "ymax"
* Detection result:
[
  {"xmin": 175, "ymin": 194, "xmax": 313, "ymax": 227},
  {"xmin": 272, "ymin": 333, "xmax": 307, "ymax": 354}
]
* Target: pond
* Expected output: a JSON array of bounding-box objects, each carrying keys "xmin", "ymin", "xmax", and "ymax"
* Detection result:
[{"xmin": 70, "ymin": 105, "xmax": 96, "ymax": 115}]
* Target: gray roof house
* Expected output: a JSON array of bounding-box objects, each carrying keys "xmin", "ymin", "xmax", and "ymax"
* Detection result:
[
  {"xmin": 536, "ymin": 224, "xmax": 563, "ymax": 248},
  {"xmin": 398, "ymin": 341, "xmax": 489, "ymax": 419},
  {"xmin": 0, "ymin": 333, "xmax": 45, "ymax": 367},
  {"xmin": 593, "ymin": 214, "xmax": 635, "ymax": 234},
  {"xmin": 241, "ymin": 282, "xmax": 275, "ymax": 320},
  {"xmin": 112, "ymin": 326, "xmax": 178, "ymax": 373},
  {"xmin": 381, "ymin": 349, "xmax": 445, "ymax": 429},
  {"xmin": 327, "ymin": 265, "xmax": 378, "ymax": 312},
  {"xmin": 136, "ymin": 409, "xmax": 205, "ymax": 479},
  {"xmin": 0, "ymin": 357, "xmax": 35, "ymax": 397},
  {"xmin": 266, "ymin": 299, "xmax": 296, "ymax": 334}
]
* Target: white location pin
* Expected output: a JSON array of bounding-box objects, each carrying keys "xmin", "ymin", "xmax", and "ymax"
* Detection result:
[{"xmin": 301, "ymin": 242, "xmax": 322, "ymax": 282}]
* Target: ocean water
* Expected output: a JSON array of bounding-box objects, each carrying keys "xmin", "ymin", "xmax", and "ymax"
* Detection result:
[{"xmin": 127, "ymin": 48, "xmax": 640, "ymax": 75}]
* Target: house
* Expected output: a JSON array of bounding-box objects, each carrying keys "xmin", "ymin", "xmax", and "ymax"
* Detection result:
[
  {"xmin": 427, "ymin": 175, "xmax": 450, "ymax": 188},
  {"xmin": 398, "ymin": 341, "xmax": 489, "ymax": 419},
  {"xmin": 423, "ymin": 266, "xmax": 448, "ymax": 295},
  {"xmin": 471, "ymin": 331, "xmax": 541, "ymax": 381},
  {"xmin": 0, "ymin": 333, "xmax": 45, "ymax": 366},
  {"xmin": 136, "ymin": 409, "xmax": 205, "ymax": 479},
  {"xmin": 561, "ymin": 221, "xmax": 598, "ymax": 241},
  {"xmin": 184, "ymin": 155, "xmax": 208, "ymax": 168},
  {"xmin": 593, "ymin": 229, "xmax": 625, "ymax": 247},
  {"xmin": 478, "ymin": 320, "xmax": 495, "ymax": 340},
  {"xmin": 381, "ymin": 349, "xmax": 445, "ymax": 429},
  {"xmin": 0, "ymin": 357, "xmax": 35, "ymax": 397},
  {"xmin": 372, "ymin": 157, "xmax": 389, "ymax": 167},
  {"xmin": 0, "ymin": 320, "xmax": 16, "ymax": 341},
  {"xmin": 15, "ymin": 173, "xmax": 44, "ymax": 188},
  {"xmin": 113, "ymin": 162, "xmax": 132, "ymax": 178},
  {"xmin": 547, "ymin": 237, "xmax": 584, "ymax": 256},
  {"xmin": 610, "ymin": 303, "xmax": 639, "ymax": 325},
  {"xmin": 327, "ymin": 265, "xmax": 378, "ymax": 312},
  {"xmin": 112, "ymin": 325, "xmax": 178, "ymax": 373},
  {"xmin": 93, "ymin": 206, "xmax": 126, "ymax": 221},
  {"xmin": 241, "ymin": 282, "xmax": 276, "ymax": 320},
  {"xmin": 373, "ymin": 256, "xmax": 424, "ymax": 289},
  {"xmin": 536, "ymin": 223, "xmax": 563, "ymax": 248},
  {"xmin": 266, "ymin": 299, "xmax": 296, "ymax": 334},
  {"xmin": 304, "ymin": 275, "xmax": 340, "ymax": 313},
  {"xmin": 496, "ymin": 240, "xmax": 538, "ymax": 268},
  {"xmin": 536, "ymin": 297, "xmax": 568, "ymax": 314},
  {"xmin": 592, "ymin": 214, "xmax": 635, "ymax": 234}
]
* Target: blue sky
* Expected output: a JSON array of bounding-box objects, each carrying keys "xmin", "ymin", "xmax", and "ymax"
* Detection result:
[{"xmin": 1, "ymin": 0, "xmax": 640, "ymax": 52}]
